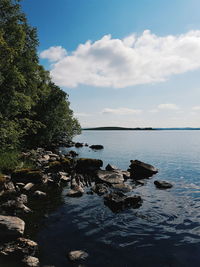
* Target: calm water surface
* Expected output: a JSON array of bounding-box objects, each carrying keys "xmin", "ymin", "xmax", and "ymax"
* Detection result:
[{"xmin": 37, "ymin": 131, "xmax": 200, "ymax": 267}]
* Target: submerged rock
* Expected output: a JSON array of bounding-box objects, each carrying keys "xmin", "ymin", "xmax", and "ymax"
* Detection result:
[
  {"xmin": 75, "ymin": 142, "xmax": 84, "ymax": 148},
  {"xmin": 92, "ymin": 183, "xmax": 109, "ymax": 195},
  {"xmin": 66, "ymin": 186, "xmax": 84, "ymax": 198},
  {"xmin": 96, "ymin": 170, "xmax": 124, "ymax": 185},
  {"xmin": 104, "ymin": 192, "xmax": 142, "ymax": 212},
  {"xmin": 154, "ymin": 180, "xmax": 173, "ymax": 189},
  {"xmin": 129, "ymin": 160, "xmax": 158, "ymax": 179},
  {"xmin": 0, "ymin": 215, "xmax": 25, "ymax": 240},
  {"xmin": 89, "ymin": 145, "xmax": 104, "ymax": 150},
  {"xmin": 68, "ymin": 250, "xmax": 89, "ymax": 262},
  {"xmin": 112, "ymin": 183, "xmax": 132, "ymax": 193}
]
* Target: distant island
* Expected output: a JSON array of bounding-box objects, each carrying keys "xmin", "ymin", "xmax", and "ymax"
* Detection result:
[{"xmin": 83, "ymin": 127, "xmax": 200, "ymax": 131}]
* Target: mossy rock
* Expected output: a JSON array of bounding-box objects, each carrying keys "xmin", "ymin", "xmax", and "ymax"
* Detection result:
[
  {"xmin": 49, "ymin": 158, "xmax": 71, "ymax": 172},
  {"xmin": 76, "ymin": 158, "xmax": 103, "ymax": 173},
  {"xmin": 11, "ymin": 168, "xmax": 43, "ymax": 184}
]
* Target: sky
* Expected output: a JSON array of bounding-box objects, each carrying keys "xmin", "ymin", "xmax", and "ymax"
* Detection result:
[{"xmin": 22, "ymin": 0, "xmax": 200, "ymax": 128}]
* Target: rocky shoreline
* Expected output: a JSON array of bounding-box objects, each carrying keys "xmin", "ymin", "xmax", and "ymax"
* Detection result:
[{"xmin": 0, "ymin": 143, "xmax": 173, "ymax": 266}]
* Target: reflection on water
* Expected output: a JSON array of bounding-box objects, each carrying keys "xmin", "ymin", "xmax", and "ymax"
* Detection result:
[{"xmin": 37, "ymin": 131, "xmax": 200, "ymax": 266}]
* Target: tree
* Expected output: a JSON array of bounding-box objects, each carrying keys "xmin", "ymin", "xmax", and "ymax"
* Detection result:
[{"xmin": 0, "ymin": 0, "xmax": 81, "ymax": 150}]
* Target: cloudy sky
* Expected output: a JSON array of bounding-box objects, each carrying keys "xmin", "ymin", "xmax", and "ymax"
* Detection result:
[{"xmin": 22, "ymin": 0, "xmax": 200, "ymax": 128}]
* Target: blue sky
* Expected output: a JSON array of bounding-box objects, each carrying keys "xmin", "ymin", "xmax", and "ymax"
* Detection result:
[{"xmin": 22, "ymin": 0, "xmax": 200, "ymax": 127}]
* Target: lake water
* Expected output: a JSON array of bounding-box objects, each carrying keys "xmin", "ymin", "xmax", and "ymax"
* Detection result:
[{"xmin": 37, "ymin": 130, "xmax": 200, "ymax": 267}]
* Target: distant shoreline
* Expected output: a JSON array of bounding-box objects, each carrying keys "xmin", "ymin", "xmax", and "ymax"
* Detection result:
[{"xmin": 82, "ymin": 127, "xmax": 200, "ymax": 131}]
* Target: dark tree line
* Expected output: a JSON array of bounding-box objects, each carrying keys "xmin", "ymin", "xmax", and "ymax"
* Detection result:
[{"xmin": 0, "ymin": 0, "xmax": 81, "ymax": 151}]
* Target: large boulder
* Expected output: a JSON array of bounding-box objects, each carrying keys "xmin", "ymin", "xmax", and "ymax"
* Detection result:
[
  {"xmin": 75, "ymin": 158, "xmax": 103, "ymax": 173},
  {"xmin": 154, "ymin": 180, "xmax": 173, "ymax": 189},
  {"xmin": 129, "ymin": 160, "xmax": 158, "ymax": 179},
  {"xmin": 96, "ymin": 170, "xmax": 124, "ymax": 185},
  {"xmin": 11, "ymin": 169, "xmax": 43, "ymax": 184},
  {"xmin": 0, "ymin": 215, "xmax": 25, "ymax": 240},
  {"xmin": 49, "ymin": 158, "xmax": 71, "ymax": 172},
  {"xmin": 104, "ymin": 192, "xmax": 142, "ymax": 212}
]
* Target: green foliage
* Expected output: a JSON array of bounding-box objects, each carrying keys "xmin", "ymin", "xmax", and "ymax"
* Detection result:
[
  {"xmin": 0, "ymin": 151, "xmax": 36, "ymax": 174},
  {"xmin": 0, "ymin": 0, "xmax": 81, "ymax": 151}
]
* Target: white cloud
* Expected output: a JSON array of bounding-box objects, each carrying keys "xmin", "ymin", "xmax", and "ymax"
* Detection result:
[
  {"xmin": 192, "ymin": 106, "xmax": 200, "ymax": 110},
  {"xmin": 40, "ymin": 46, "xmax": 67, "ymax": 62},
  {"xmin": 102, "ymin": 107, "xmax": 142, "ymax": 115},
  {"xmin": 157, "ymin": 103, "xmax": 180, "ymax": 110},
  {"xmin": 40, "ymin": 30, "xmax": 200, "ymax": 88}
]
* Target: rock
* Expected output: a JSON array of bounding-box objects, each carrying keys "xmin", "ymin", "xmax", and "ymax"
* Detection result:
[
  {"xmin": 92, "ymin": 183, "xmax": 109, "ymax": 195},
  {"xmin": 58, "ymin": 172, "xmax": 70, "ymax": 183},
  {"xmin": 112, "ymin": 183, "xmax": 132, "ymax": 193},
  {"xmin": 68, "ymin": 150, "xmax": 78, "ymax": 157},
  {"xmin": 121, "ymin": 171, "xmax": 130, "ymax": 180},
  {"xmin": 105, "ymin": 164, "xmax": 118, "ymax": 171},
  {"xmin": 136, "ymin": 179, "xmax": 146, "ymax": 186},
  {"xmin": 12, "ymin": 169, "xmax": 44, "ymax": 184},
  {"xmin": 33, "ymin": 190, "xmax": 47, "ymax": 198},
  {"xmin": 22, "ymin": 256, "xmax": 40, "ymax": 267},
  {"xmin": 16, "ymin": 183, "xmax": 25, "ymax": 189},
  {"xmin": 75, "ymin": 142, "xmax": 84, "ymax": 148},
  {"xmin": 0, "ymin": 238, "xmax": 38, "ymax": 258},
  {"xmin": 104, "ymin": 192, "xmax": 142, "ymax": 212},
  {"xmin": 90, "ymin": 145, "xmax": 104, "ymax": 150},
  {"xmin": 129, "ymin": 160, "xmax": 158, "ymax": 179},
  {"xmin": 68, "ymin": 250, "xmax": 88, "ymax": 262},
  {"xmin": 23, "ymin": 183, "xmax": 35, "ymax": 192},
  {"xmin": 76, "ymin": 158, "xmax": 103, "ymax": 173},
  {"xmin": 66, "ymin": 186, "xmax": 84, "ymax": 198},
  {"xmin": 154, "ymin": 180, "xmax": 173, "ymax": 189},
  {"xmin": 16, "ymin": 194, "xmax": 28, "ymax": 204},
  {"xmin": 0, "ymin": 215, "xmax": 25, "ymax": 240},
  {"xmin": 49, "ymin": 158, "xmax": 71, "ymax": 172},
  {"xmin": 96, "ymin": 170, "xmax": 124, "ymax": 185},
  {"xmin": 1, "ymin": 200, "xmax": 32, "ymax": 215}
]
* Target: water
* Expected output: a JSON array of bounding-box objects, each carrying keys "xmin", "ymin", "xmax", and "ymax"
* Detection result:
[{"xmin": 37, "ymin": 130, "xmax": 200, "ymax": 267}]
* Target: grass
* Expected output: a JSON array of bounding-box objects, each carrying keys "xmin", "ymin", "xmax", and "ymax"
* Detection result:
[{"xmin": 0, "ymin": 151, "xmax": 36, "ymax": 174}]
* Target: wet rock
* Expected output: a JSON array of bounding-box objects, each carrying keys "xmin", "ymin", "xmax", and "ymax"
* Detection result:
[
  {"xmin": 22, "ymin": 256, "xmax": 40, "ymax": 267},
  {"xmin": 58, "ymin": 172, "xmax": 70, "ymax": 183},
  {"xmin": 104, "ymin": 192, "xmax": 142, "ymax": 212},
  {"xmin": 12, "ymin": 169, "xmax": 43, "ymax": 184},
  {"xmin": 90, "ymin": 145, "xmax": 104, "ymax": 150},
  {"xmin": 1, "ymin": 200, "xmax": 32, "ymax": 215},
  {"xmin": 76, "ymin": 158, "xmax": 103, "ymax": 173},
  {"xmin": 0, "ymin": 238, "xmax": 38, "ymax": 258},
  {"xmin": 96, "ymin": 170, "xmax": 124, "ymax": 185},
  {"xmin": 75, "ymin": 142, "xmax": 84, "ymax": 148},
  {"xmin": 154, "ymin": 180, "xmax": 173, "ymax": 189},
  {"xmin": 68, "ymin": 150, "xmax": 78, "ymax": 157},
  {"xmin": 121, "ymin": 171, "xmax": 130, "ymax": 180},
  {"xmin": 105, "ymin": 164, "xmax": 118, "ymax": 171},
  {"xmin": 92, "ymin": 183, "xmax": 109, "ymax": 195},
  {"xmin": 136, "ymin": 179, "xmax": 146, "ymax": 186},
  {"xmin": 129, "ymin": 160, "xmax": 158, "ymax": 179},
  {"xmin": 33, "ymin": 190, "xmax": 47, "ymax": 198},
  {"xmin": 68, "ymin": 250, "xmax": 88, "ymax": 262},
  {"xmin": 0, "ymin": 215, "xmax": 25, "ymax": 240},
  {"xmin": 66, "ymin": 188, "xmax": 84, "ymax": 197},
  {"xmin": 112, "ymin": 183, "xmax": 132, "ymax": 193}
]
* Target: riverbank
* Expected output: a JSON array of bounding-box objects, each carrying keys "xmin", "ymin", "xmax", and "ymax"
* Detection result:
[{"xmin": 0, "ymin": 141, "xmax": 174, "ymax": 266}]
